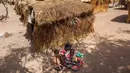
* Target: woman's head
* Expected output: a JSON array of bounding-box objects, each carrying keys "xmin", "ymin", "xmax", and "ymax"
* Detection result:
[
  {"xmin": 64, "ymin": 42, "xmax": 72, "ymax": 51},
  {"xmin": 28, "ymin": 6, "xmax": 33, "ymax": 14}
]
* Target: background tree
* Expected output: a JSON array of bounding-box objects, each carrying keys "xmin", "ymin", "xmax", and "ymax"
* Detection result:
[{"xmin": 0, "ymin": 0, "xmax": 8, "ymax": 21}]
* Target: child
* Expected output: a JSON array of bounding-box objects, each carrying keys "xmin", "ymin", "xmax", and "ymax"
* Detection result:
[{"xmin": 52, "ymin": 49, "xmax": 63, "ymax": 71}]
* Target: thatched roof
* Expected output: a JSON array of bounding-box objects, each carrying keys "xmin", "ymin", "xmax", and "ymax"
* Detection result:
[{"xmin": 32, "ymin": 1, "xmax": 93, "ymax": 26}]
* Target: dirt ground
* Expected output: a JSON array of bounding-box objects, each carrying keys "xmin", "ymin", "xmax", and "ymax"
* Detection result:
[{"xmin": 0, "ymin": 4, "xmax": 130, "ymax": 73}]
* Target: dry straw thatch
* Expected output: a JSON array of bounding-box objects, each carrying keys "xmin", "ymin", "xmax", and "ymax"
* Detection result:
[
  {"xmin": 29, "ymin": 1, "xmax": 95, "ymax": 51},
  {"xmin": 127, "ymin": 1, "xmax": 130, "ymax": 23},
  {"xmin": 91, "ymin": 0, "xmax": 111, "ymax": 13},
  {"xmin": 14, "ymin": 1, "xmax": 29, "ymax": 25}
]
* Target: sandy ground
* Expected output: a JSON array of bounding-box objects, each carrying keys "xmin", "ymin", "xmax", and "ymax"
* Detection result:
[
  {"xmin": 0, "ymin": 4, "xmax": 130, "ymax": 73},
  {"xmin": 0, "ymin": 4, "xmax": 25, "ymax": 34}
]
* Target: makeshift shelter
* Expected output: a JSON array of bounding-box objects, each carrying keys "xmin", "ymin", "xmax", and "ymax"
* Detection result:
[{"xmin": 26, "ymin": 1, "xmax": 95, "ymax": 51}]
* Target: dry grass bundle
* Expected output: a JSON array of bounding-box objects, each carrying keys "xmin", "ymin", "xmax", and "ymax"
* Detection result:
[
  {"xmin": 127, "ymin": 1, "xmax": 130, "ymax": 23},
  {"xmin": 20, "ymin": 4, "xmax": 28, "ymax": 26},
  {"xmin": 8, "ymin": 0, "xmax": 15, "ymax": 5},
  {"xmin": 13, "ymin": 1, "xmax": 29, "ymax": 26},
  {"xmin": 91, "ymin": 0, "xmax": 111, "ymax": 13},
  {"xmin": 8, "ymin": 0, "xmax": 19, "ymax": 5},
  {"xmin": 28, "ymin": 1, "xmax": 95, "ymax": 51}
]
